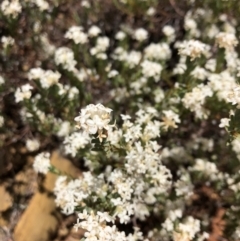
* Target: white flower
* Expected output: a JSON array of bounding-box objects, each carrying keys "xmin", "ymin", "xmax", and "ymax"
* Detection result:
[
  {"xmin": 1, "ymin": 36, "xmax": 14, "ymax": 48},
  {"xmin": 0, "ymin": 76, "xmax": 5, "ymax": 85},
  {"xmin": 216, "ymin": 32, "xmax": 238, "ymax": 51},
  {"xmin": 154, "ymin": 88, "xmax": 165, "ymax": 103},
  {"xmin": 81, "ymin": 0, "xmax": 90, "ymax": 8},
  {"xmin": 182, "ymin": 84, "xmax": 213, "ymax": 119},
  {"xmin": 120, "ymin": 114, "xmax": 131, "ymax": 121},
  {"xmin": 205, "ymin": 59, "xmax": 216, "ymax": 72},
  {"xmin": 206, "ymin": 24, "xmax": 219, "ymax": 39},
  {"xmin": 28, "ymin": 68, "xmax": 44, "ymax": 80},
  {"xmin": 88, "ymin": 25, "xmax": 101, "ymax": 37},
  {"xmin": 108, "ymin": 70, "xmax": 119, "ymax": 78},
  {"xmin": 26, "ymin": 139, "xmax": 40, "ymax": 152},
  {"xmin": 95, "ymin": 52, "xmax": 107, "ymax": 60},
  {"xmin": 161, "ymin": 110, "xmax": 181, "ymax": 130},
  {"xmin": 232, "ymin": 138, "xmax": 240, "ymax": 155},
  {"xmin": 173, "ymin": 217, "xmax": 200, "ymax": 241},
  {"xmin": 125, "ymin": 51, "xmax": 141, "ymax": 68},
  {"xmin": 198, "ymin": 232, "xmax": 209, "ymax": 241},
  {"xmin": 162, "ymin": 218, "xmax": 174, "ymax": 232},
  {"xmin": 178, "ymin": 40, "xmax": 209, "ymax": 61},
  {"xmin": 65, "ymin": 26, "xmax": 88, "ymax": 44},
  {"xmin": 146, "ymin": 7, "xmax": 155, "ymax": 16},
  {"xmin": 175, "ymin": 172, "xmax": 193, "ymax": 197},
  {"xmin": 134, "ymin": 28, "xmax": 148, "ymax": 42},
  {"xmin": 0, "ymin": 116, "xmax": 4, "ymax": 128},
  {"xmin": 54, "ymin": 173, "xmax": 100, "ymax": 214},
  {"xmin": 162, "ymin": 25, "xmax": 175, "ymax": 38},
  {"xmin": 39, "ymin": 70, "xmax": 61, "ymax": 89},
  {"xmin": 15, "ymin": 84, "xmax": 33, "ymax": 103},
  {"xmin": 141, "ymin": 60, "xmax": 162, "ymax": 82},
  {"xmin": 190, "ymin": 158, "xmax": 218, "ymax": 177},
  {"xmin": 33, "ymin": 152, "xmax": 51, "ymax": 174},
  {"xmin": 226, "ymin": 86, "xmax": 240, "ymax": 107},
  {"xmin": 74, "ymin": 104, "xmax": 113, "ymax": 142},
  {"xmin": 184, "ymin": 15, "xmax": 200, "ymax": 37},
  {"xmin": 190, "ymin": 67, "xmax": 208, "ymax": 80},
  {"xmin": 90, "ymin": 36, "xmax": 110, "ymax": 56},
  {"xmin": 184, "ymin": 18, "xmax": 197, "ymax": 31},
  {"xmin": 112, "ymin": 47, "xmax": 127, "ymax": 61},
  {"xmin": 223, "ymin": 22, "xmax": 236, "ymax": 34},
  {"xmin": 144, "ymin": 43, "xmax": 171, "ymax": 61},
  {"xmin": 173, "ymin": 63, "xmax": 187, "ymax": 75},
  {"xmin": 74, "ymin": 68, "xmax": 91, "ymax": 82},
  {"xmin": 57, "ymin": 121, "xmax": 71, "ymax": 137},
  {"xmin": 74, "ymin": 211, "xmax": 127, "ymax": 240},
  {"xmin": 97, "ymin": 211, "xmax": 114, "ymax": 223},
  {"xmin": 96, "ymin": 36, "xmax": 110, "ymax": 51},
  {"xmin": 68, "ymin": 86, "xmax": 79, "ymax": 99},
  {"xmin": 35, "ymin": 0, "xmax": 49, "ymax": 11},
  {"xmin": 115, "ymin": 31, "xmax": 126, "ymax": 40},
  {"xmin": 208, "ymin": 71, "xmax": 236, "ymax": 102},
  {"xmin": 1, "ymin": 0, "xmax": 22, "ymax": 18},
  {"xmin": 55, "ymin": 47, "xmax": 77, "ymax": 71},
  {"xmin": 219, "ymin": 118, "xmax": 230, "ymax": 128}
]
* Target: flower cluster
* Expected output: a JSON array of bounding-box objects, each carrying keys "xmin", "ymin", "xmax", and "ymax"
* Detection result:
[
  {"xmin": 74, "ymin": 104, "xmax": 113, "ymax": 142},
  {"xmin": 3, "ymin": 0, "xmax": 240, "ymax": 240},
  {"xmin": 1, "ymin": 0, "xmax": 22, "ymax": 18},
  {"xmin": 28, "ymin": 68, "xmax": 61, "ymax": 89},
  {"xmin": 33, "ymin": 152, "xmax": 51, "ymax": 174},
  {"xmin": 178, "ymin": 40, "xmax": 209, "ymax": 61},
  {"xmin": 15, "ymin": 84, "xmax": 33, "ymax": 103}
]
